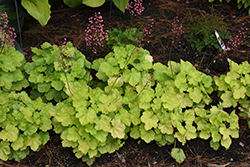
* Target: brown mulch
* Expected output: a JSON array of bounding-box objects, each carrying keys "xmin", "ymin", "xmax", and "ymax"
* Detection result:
[{"xmin": 4, "ymin": 0, "xmax": 250, "ymax": 166}]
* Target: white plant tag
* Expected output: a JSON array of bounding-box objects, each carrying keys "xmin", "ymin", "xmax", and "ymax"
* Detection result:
[{"xmin": 214, "ymin": 30, "xmax": 231, "ymax": 51}]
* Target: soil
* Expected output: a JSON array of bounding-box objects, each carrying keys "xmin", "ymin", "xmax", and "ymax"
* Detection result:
[{"xmin": 3, "ymin": 0, "xmax": 250, "ymax": 166}]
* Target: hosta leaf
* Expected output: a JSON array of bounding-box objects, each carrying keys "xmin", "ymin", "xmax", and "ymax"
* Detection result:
[
  {"xmin": 110, "ymin": 119, "xmax": 126, "ymax": 139},
  {"xmin": 0, "ymin": 141, "xmax": 10, "ymax": 161},
  {"xmin": 21, "ymin": 0, "xmax": 51, "ymax": 26},
  {"xmin": 141, "ymin": 111, "xmax": 159, "ymax": 130},
  {"xmin": 0, "ymin": 125, "xmax": 19, "ymax": 142},
  {"xmin": 112, "ymin": 0, "xmax": 130, "ymax": 13},
  {"xmin": 82, "ymin": 0, "xmax": 105, "ymax": 7}
]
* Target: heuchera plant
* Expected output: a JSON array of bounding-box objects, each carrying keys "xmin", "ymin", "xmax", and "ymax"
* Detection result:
[
  {"xmin": 107, "ymin": 19, "xmax": 154, "ymax": 48},
  {"xmin": 0, "ymin": 12, "xmax": 28, "ymax": 91},
  {"xmin": 24, "ymin": 41, "xmax": 91, "ymax": 102},
  {"xmin": 0, "ymin": 91, "xmax": 52, "ymax": 161},
  {"xmin": 215, "ymin": 59, "xmax": 250, "ymax": 127},
  {"xmin": 50, "ymin": 44, "xmax": 154, "ymax": 165}
]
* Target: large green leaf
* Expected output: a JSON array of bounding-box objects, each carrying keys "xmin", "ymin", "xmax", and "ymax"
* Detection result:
[
  {"xmin": 82, "ymin": 0, "xmax": 105, "ymax": 7},
  {"xmin": 112, "ymin": 0, "xmax": 130, "ymax": 13},
  {"xmin": 21, "ymin": 0, "xmax": 51, "ymax": 26},
  {"xmin": 63, "ymin": 0, "xmax": 82, "ymax": 8}
]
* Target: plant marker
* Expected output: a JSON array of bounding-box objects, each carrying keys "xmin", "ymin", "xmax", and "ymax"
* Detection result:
[{"xmin": 214, "ymin": 30, "xmax": 230, "ymax": 51}]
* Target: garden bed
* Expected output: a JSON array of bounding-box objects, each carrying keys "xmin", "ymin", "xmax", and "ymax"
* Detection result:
[{"xmin": 2, "ymin": 0, "xmax": 250, "ymax": 166}]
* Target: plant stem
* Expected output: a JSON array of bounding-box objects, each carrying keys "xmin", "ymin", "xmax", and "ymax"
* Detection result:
[
  {"xmin": 88, "ymin": 52, "xmax": 94, "ymax": 92},
  {"xmin": 134, "ymin": 79, "xmax": 149, "ymax": 100},
  {"xmin": 108, "ymin": 47, "xmax": 137, "ymax": 94},
  {"xmin": 63, "ymin": 69, "xmax": 73, "ymax": 96}
]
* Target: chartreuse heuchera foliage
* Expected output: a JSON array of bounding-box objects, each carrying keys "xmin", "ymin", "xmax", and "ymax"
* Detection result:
[
  {"xmin": 215, "ymin": 59, "xmax": 250, "ymax": 128},
  {"xmin": 0, "ymin": 44, "xmax": 29, "ymax": 91},
  {"xmin": 0, "ymin": 91, "xmax": 51, "ymax": 161},
  {"xmin": 24, "ymin": 41, "xmax": 91, "ymax": 102},
  {"xmin": 0, "ymin": 42, "xmax": 249, "ymax": 165}
]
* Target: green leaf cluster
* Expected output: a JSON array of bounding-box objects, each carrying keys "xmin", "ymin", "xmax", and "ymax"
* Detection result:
[
  {"xmin": 0, "ymin": 45, "xmax": 29, "ymax": 91},
  {"xmin": 24, "ymin": 41, "xmax": 91, "ymax": 102},
  {"xmin": 195, "ymin": 107, "xmax": 239, "ymax": 150},
  {"xmin": 0, "ymin": 91, "xmax": 52, "ymax": 161},
  {"xmin": 107, "ymin": 28, "xmax": 144, "ymax": 48},
  {"xmin": 184, "ymin": 10, "xmax": 231, "ymax": 52},
  {"xmin": 208, "ymin": 0, "xmax": 250, "ymax": 15},
  {"xmin": 22, "ymin": 0, "xmax": 130, "ymax": 26},
  {"xmin": 1, "ymin": 43, "xmax": 247, "ymax": 165},
  {"xmin": 215, "ymin": 59, "xmax": 250, "ymax": 127},
  {"xmin": 50, "ymin": 82, "xmax": 126, "ymax": 165}
]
